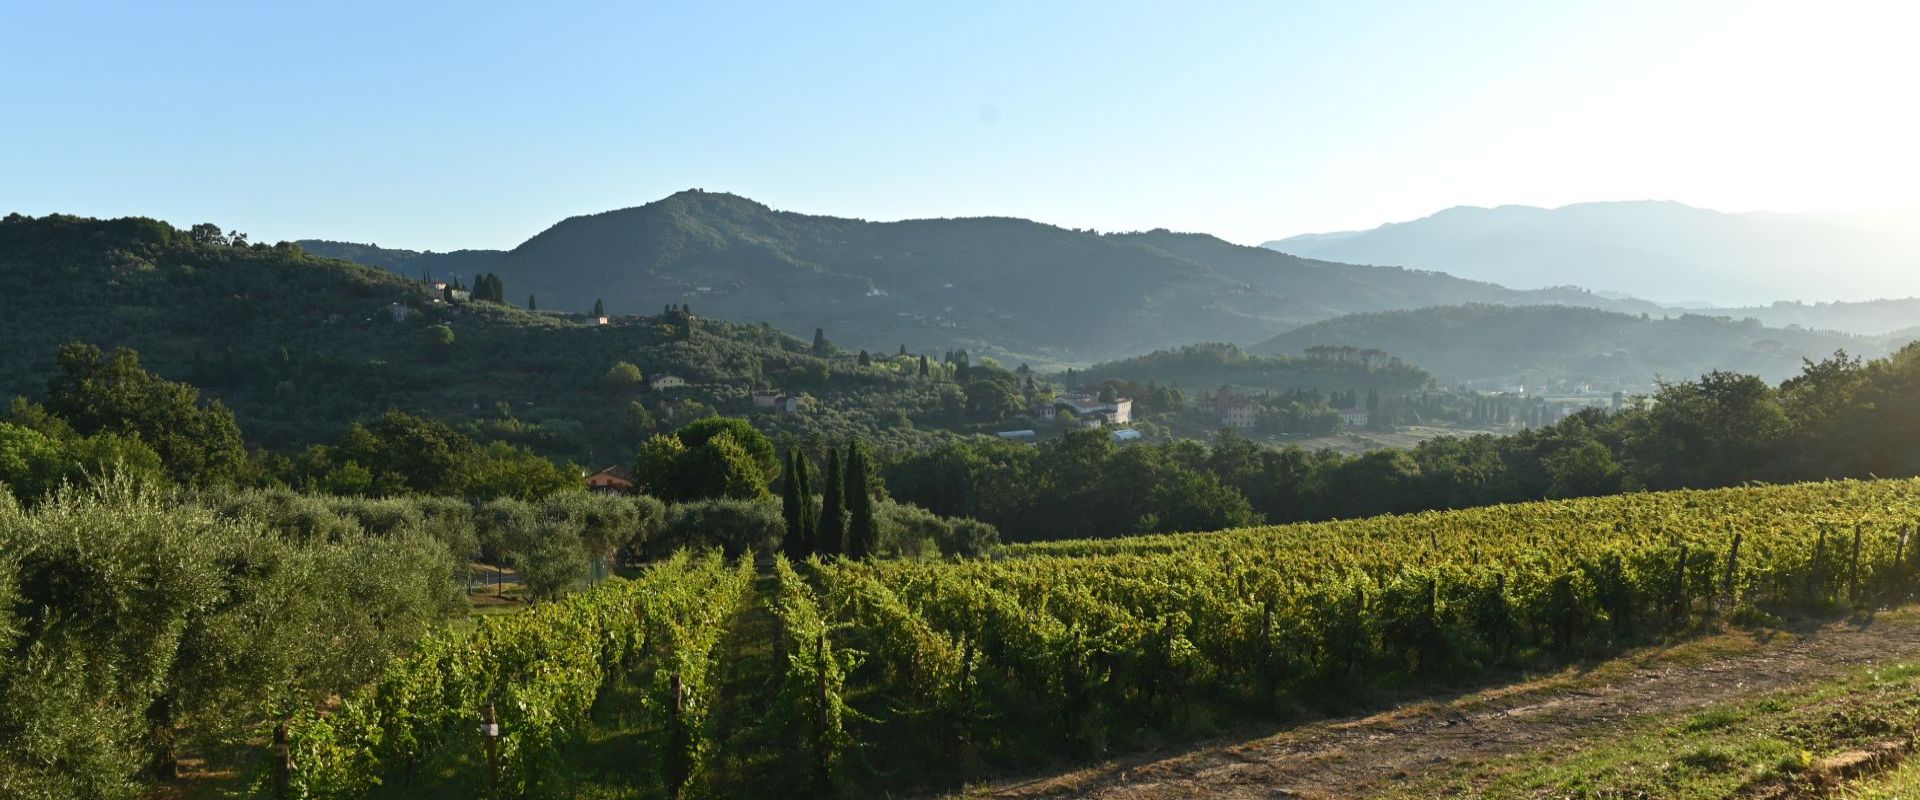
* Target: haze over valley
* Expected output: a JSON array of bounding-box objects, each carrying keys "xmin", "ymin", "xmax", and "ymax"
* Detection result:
[{"xmin": 9, "ymin": 3, "xmax": 1920, "ymax": 800}]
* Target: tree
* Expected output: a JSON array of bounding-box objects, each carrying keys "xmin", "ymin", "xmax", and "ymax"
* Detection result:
[
  {"xmin": 797, "ymin": 451, "xmax": 816, "ymax": 552},
  {"xmin": 918, "ymin": 355, "xmax": 931, "ymax": 378},
  {"xmin": 844, "ymin": 441, "xmax": 878, "ymax": 558},
  {"xmin": 633, "ymin": 422, "xmax": 774, "ymax": 503},
  {"xmin": 424, "ymin": 324, "xmax": 455, "ymax": 352},
  {"xmin": 817, "ymin": 448, "xmax": 845, "ymax": 556},
  {"xmin": 593, "ymin": 298, "xmax": 606, "ymax": 317},
  {"xmin": 1631, "ymin": 371, "xmax": 1789, "ymax": 489},
  {"xmin": 675, "ymin": 432, "xmax": 770, "ymax": 502},
  {"xmin": 1544, "ymin": 440, "xmax": 1623, "ymax": 498},
  {"xmin": 606, "ymin": 361, "xmax": 646, "ymax": 388},
  {"xmin": 812, "ymin": 327, "xmax": 832, "ymax": 356},
  {"xmin": 965, "ymin": 379, "xmax": 1021, "ymax": 421},
  {"xmin": 43, "ymin": 344, "xmax": 246, "ymax": 486},
  {"xmin": 188, "ymin": 222, "xmax": 225, "ymax": 246},
  {"xmin": 673, "ymin": 417, "xmax": 778, "ymax": 485},
  {"xmin": 781, "ymin": 450, "xmax": 807, "ymax": 559},
  {"xmin": 527, "ymin": 293, "xmax": 537, "ymax": 311},
  {"xmin": 857, "ymin": 349, "xmax": 872, "ymax": 367}
]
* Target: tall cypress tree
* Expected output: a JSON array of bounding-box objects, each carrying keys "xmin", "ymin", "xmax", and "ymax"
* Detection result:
[
  {"xmin": 593, "ymin": 298, "xmax": 606, "ymax": 317},
  {"xmin": 780, "ymin": 450, "xmax": 805, "ymax": 559},
  {"xmin": 527, "ymin": 293, "xmax": 537, "ymax": 311},
  {"xmin": 845, "ymin": 441, "xmax": 877, "ymax": 559},
  {"xmin": 918, "ymin": 355, "xmax": 930, "ymax": 378},
  {"xmin": 797, "ymin": 452, "xmax": 816, "ymax": 555},
  {"xmin": 817, "ymin": 448, "xmax": 845, "ymax": 556}
]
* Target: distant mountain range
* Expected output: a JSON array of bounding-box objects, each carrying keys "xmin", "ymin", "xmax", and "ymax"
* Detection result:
[
  {"xmin": 1252, "ymin": 304, "xmax": 1911, "ymax": 390},
  {"xmin": 300, "ymin": 191, "xmax": 1664, "ymax": 366},
  {"xmin": 1264, "ymin": 201, "xmax": 1920, "ymax": 308}
]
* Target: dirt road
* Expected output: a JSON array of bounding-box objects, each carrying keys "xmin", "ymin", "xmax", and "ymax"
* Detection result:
[{"xmin": 970, "ymin": 612, "xmax": 1920, "ymax": 800}]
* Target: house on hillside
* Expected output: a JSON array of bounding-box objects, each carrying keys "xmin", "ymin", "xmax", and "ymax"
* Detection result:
[
  {"xmin": 587, "ymin": 465, "xmax": 634, "ymax": 495},
  {"xmin": 751, "ymin": 390, "xmax": 781, "ymax": 409},
  {"xmin": 1341, "ymin": 409, "xmax": 1371, "ymax": 429},
  {"xmin": 775, "ymin": 394, "xmax": 801, "ymax": 415},
  {"xmin": 650, "ymin": 374, "xmax": 687, "ymax": 391},
  {"xmin": 1210, "ymin": 387, "xmax": 1256, "ymax": 430},
  {"xmin": 1056, "ymin": 393, "xmax": 1132, "ymax": 426},
  {"xmin": 1112, "ymin": 428, "xmax": 1144, "ymax": 443}
]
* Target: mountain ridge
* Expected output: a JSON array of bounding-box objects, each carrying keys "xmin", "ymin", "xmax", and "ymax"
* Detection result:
[
  {"xmin": 301, "ymin": 190, "xmax": 1670, "ymax": 365},
  {"xmin": 1264, "ymin": 200, "xmax": 1920, "ymax": 307}
]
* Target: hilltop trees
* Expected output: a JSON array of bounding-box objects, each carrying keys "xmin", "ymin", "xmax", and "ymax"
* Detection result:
[
  {"xmin": 42, "ymin": 344, "xmax": 246, "ymax": 486},
  {"xmin": 472, "ymin": 272, "xmax": 506, "ymax": 303}
]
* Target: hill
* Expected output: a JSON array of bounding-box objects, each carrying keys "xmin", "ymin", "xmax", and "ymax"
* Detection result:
[
  {"xmin": 0, "ymin": 213, "xmax": 988, "ymax": 466},
  {"xmin": 1264, "ymin": 201, "xmax": 1920, "ymax": 308},
  {"xmin": 1069, "ymin": 342, "xmax": 1431, "ymax": 395},
  {"xmin": 301, "ymin": 191, "xmax": 1664, "ymax": 365},
  {"xmin": 1250, "ymin": 303, "xmax": 1885, "ymax": 389}
]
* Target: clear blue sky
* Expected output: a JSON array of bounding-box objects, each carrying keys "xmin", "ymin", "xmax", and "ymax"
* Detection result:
[{"xmin": 4, "ymin": 0, "xmax": 1914, "ymax": 251}]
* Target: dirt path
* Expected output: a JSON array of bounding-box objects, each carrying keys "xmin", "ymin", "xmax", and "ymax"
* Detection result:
[{"xmin": 971, "ymin": 612, "xmax": 1920, "ymax": 800}]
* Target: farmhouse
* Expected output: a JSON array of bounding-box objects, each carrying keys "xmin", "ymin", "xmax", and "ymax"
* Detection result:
[
  {"xmin": 586, "ymin": 465, "xmax": 634, "ymax": 495},
  {"xmin": 1056, "ymin": 393, "xmax": 1132, "ymax": 426},
  {"xmin": 1210, "ymin": 387, "xmax": 1256, "ymax": 430},
  {"xmin": 650, "ymin": 374, "xmax": 687, "ymax": 391}
]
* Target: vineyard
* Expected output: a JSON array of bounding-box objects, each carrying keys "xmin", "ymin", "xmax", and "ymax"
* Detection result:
[{"xmin": 271, "ymin": 478, "xmax": 1920, "ymax": 798}]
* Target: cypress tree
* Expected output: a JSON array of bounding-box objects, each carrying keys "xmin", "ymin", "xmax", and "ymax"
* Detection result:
[
  {"xmin": 858, "ymin": 349, "xmax": 872, "ymax": 367},
  {"xmin": 918, "ymin": 355, "xmax": 930, "ymax": 378},
  {"xmin": 527, "ymin": 293, "xmax": 537, "ymax": 311},
  {"xmin": 781, "ymin": 450, "xmax": 805, "ymax": 559},
  {"xmin": 593, "ymin": 298, "xmax": 606, "ymax": 317},
  {"xmin": 812, "ymin": 327, "xmax": 831, "ymax": 356},
  {"xmin": 845, "ymin": 441, "xmax": 877, "ymax": 559},
  {"xmin": 818, "ymin": 448, "xmax": 845, "ymax": 556},
  {"xmin": 797, "ymin": 452, "xmax": 816, "ymax": 554}
]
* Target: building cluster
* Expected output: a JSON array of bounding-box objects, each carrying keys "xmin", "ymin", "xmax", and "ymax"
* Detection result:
[
  {"xmin": 1031, "ymin": 393, "xmax": 1133, "ymax": 427},
  {"xmin": 751, "ymin": 389, "xmax": 804, "ymax": 415}
]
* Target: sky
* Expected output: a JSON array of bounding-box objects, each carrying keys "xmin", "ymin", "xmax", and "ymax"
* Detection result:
[{"xmin": 3, "ymin": 0, "xmax": 1916, "ymax": 251}]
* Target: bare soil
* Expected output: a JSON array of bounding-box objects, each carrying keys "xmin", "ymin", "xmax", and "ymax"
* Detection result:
[{"xmin": 966, "ymin": 611, "xmax": 1920, "ymax": 800}]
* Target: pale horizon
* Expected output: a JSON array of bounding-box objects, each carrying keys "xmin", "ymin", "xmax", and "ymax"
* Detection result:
[{"xmin": 5, "ymin": 1, "xmax": 1916, "ymax": 253}]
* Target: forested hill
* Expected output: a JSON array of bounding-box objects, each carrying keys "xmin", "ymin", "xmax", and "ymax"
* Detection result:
[
  {"xmin": 300, "ymin": 190, "xmax": 1662, "ymax": 365},
  {"xmin": 1251, "ymin": 304, "xmax": 1895, "ymax": 388},
  {"xmin": 1069, "ymin": 342, "xmax": 1432, "ymax": 394},
  {"xmin": 0, "ymin": 213, "xmax": 977, "ymax": 466}
]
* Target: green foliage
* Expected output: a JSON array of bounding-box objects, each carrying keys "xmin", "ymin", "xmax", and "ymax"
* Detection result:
[
  {"xmin": 0, "ymin": 480, "xmax": 457, "ymax": 797},
  {"xmin": 42, "ymin": 343, "xmax": 246, "ymax": 486},
  {"xmin": 605, "ymin": 361, "xmax": 645, "ymax": 388},
  {"xmin": 818, "ymin": 448, "xmax": 845, "ymax": 556},
  {"xmin": 656, "ymin": 497, "xmax": 784, "ymax": 557},
  {"xmin": 844, "ymin": 441, "xmax": 878, "ymax": 559}
]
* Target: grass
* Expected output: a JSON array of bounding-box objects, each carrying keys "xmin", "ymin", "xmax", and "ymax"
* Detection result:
[{"xmin": 1387, "ymin": 658, "xmax": 1920, "ymax": 798}]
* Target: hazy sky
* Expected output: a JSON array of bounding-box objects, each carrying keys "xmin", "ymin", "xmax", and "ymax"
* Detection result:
[{"xmin": 4, "ymin": 0, "xmax": 1915, "ymax": 251}]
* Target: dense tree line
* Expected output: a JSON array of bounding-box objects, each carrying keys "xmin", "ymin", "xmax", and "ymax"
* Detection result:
[{"xmin": 886, "ymin": 346, "xmax": 1920, "ymax": 541}]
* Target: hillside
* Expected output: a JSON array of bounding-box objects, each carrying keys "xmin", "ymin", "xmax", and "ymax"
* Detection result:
[
  {"xmin": 301, "ymin": 191, "xmax": 1663, "ymax": 365},
  {"xmin": 1265, "ymin": 200, "xmax": 1920, "ymax": 308},
  {"xmin": 1251, "ymin": 303, "xmax": 1885, "ymax": 388},
  {"xmin": 1069, "ymin": 342, "xmax": 1431, "ymax": 394},
  {"xmin": 0, "ymin": 213, "xmax": 980, "ymax": 465}
]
